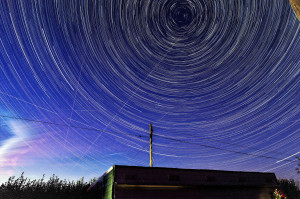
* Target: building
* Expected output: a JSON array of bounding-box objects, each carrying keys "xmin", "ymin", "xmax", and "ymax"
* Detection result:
[{"xmin": 88, "ymin": 165, "xmax": 278, "ymax": 199}]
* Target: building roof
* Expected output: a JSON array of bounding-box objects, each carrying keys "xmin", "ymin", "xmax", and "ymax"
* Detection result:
[{"xmin": 90, "ymin": 165, "xmax": 278, "ymax": 190}]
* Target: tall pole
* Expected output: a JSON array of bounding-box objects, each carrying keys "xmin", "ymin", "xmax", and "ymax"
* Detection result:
[{"xmin": 149, "ymin": 123, "xmax": 153, "ymax": 167}]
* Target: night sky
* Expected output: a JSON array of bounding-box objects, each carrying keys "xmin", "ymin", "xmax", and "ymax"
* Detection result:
[{"xmin": 0, "ymin": 0, "xmax": 299, "ymax": 183}]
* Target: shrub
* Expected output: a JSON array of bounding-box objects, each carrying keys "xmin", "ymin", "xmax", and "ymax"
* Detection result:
[
  {"xmin": 277, "ymin": 178, "xmax": 300, "ymax": 199},
  {"xmin": 0, "ymin": 173, "xmax": 100, "ymax": 199}
]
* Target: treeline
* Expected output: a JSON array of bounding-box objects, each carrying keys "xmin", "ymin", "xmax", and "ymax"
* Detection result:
[{"xmin": 0, "ymin": 172, "xmax": 101, "ymax": 199}]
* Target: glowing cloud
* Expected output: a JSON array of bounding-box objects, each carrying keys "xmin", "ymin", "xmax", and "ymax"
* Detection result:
[{"xmin": 0, "ymin": 120, "xmax": 32, "ymax": 167}]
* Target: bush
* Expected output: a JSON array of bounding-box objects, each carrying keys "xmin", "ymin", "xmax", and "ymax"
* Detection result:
[
  {"xmin": 277, "ymin": 178, "xmax": 300, "ymax": 199},
  {"xmin": 0, "ymin": 173, "xmax": 100, "ymax": 199}
]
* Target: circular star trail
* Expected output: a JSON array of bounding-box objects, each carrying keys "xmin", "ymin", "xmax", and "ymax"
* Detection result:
[{"xmin": 0, "ymin": 0, "xmax": 299, "ymax": 182}]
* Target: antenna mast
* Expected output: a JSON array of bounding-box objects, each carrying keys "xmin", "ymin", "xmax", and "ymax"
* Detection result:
[{"xmin": 149, "ymin": 123, "xmax": 153, "ymax": 167}]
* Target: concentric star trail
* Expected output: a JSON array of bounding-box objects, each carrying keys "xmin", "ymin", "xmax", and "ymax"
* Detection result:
[{"xmin": 0, "ymin": 0, "xmax": 299, "ymax": 182}]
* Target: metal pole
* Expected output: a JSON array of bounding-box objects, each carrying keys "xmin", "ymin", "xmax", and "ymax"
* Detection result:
[{"xmin": 150, "ymin": 123, "xmax": 153, "ymax": 167}]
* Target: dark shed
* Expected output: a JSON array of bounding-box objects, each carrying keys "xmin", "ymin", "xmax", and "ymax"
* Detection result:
[{"xmin": 88, "ymin": 165, "xmax": 278, "ymax": 199}]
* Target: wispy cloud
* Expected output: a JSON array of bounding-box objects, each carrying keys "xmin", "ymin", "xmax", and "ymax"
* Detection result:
[{"xmin": 0, "ymin": 120, "xmax": 32, "ymax": 168}]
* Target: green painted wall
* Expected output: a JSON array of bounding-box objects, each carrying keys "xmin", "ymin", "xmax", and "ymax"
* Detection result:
[{"xmin": 98, "ymin": 167, "xmax": 114, "ymax": 199}]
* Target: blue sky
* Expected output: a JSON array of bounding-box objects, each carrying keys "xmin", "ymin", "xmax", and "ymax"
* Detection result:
[{"xmin": 0, "ymin": 0, "xmax": 299, "ymax": 183}]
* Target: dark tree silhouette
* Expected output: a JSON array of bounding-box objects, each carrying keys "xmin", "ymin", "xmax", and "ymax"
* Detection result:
[
  {"xmin": 296, "ymin": 157, "xmax": 300, "ymax": 174},
  {"xmin": 0, "ymin": 173, "xmax": 100, "ymax": 199},
  {"xmin": 277, "ymin": 178, "xmax": 300, "ymax": 199}
]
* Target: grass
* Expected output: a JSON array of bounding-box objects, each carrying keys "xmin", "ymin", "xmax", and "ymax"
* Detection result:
[{"xmin": 0, "ymin": 172, "xmax": 101, "ymax": 199}]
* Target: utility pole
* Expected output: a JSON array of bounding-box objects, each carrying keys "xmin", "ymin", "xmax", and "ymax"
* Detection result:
[{"xmin": 149, "ymin": 123, "xmax": 153, "ymax": 167}]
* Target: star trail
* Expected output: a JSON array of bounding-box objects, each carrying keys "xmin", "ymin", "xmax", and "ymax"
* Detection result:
[{"xmin": 0, "ymin": 0, "xmax": 299, "ymax": 183}]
